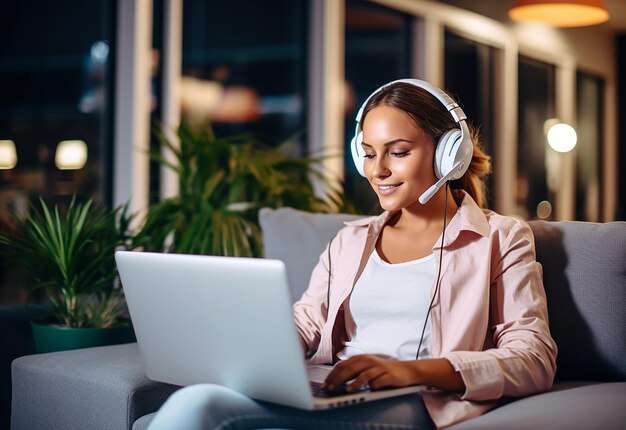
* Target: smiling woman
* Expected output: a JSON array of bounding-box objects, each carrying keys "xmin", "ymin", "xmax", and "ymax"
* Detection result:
[{"xmin": 146, "ymin": 79, "xmax": 557, "ymax": 430}]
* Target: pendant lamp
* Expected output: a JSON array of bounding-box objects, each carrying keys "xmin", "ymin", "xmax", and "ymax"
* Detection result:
[
  {"xmin": 509, "ymin": 0, "xmax": 609, "ymax": 27},
  {"xmin": 55, "ymin": 140, "xmax": 88, "ymax": 170},
  {"xmin": 0, "ymin": 140, "xmax": 17, "ymax": 169}
]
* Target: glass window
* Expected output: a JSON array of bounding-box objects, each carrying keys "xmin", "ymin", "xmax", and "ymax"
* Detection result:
[
  {"xmin": 444, "ymin": 31, "xmax": 498, "ymax": 209},
  {"xmin": 0, "ymin": 0, "xmax": 116, "ymax": 303},
  {"xmin": 179, "ymin": 0, "xmax": 309, "ymax": 148},
  {"xmin": 517, "ymin": 56, "xmax": 556, "ymax": 220},
  {"xmin": 576, "ymin": 71, "xmax": 604, "ymax": 221},
  {"xmin": 0, "ymin": 0, "xmax": 115, "ymax": 207},
  {"xmin": 344, "ymin": 0, "xmax": 414, "ymax": 214}
]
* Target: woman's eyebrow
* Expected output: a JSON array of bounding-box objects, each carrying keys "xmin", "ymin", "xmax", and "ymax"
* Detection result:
[{"xmin": 361, "ymin": 139, "xmax": 413, "ymax": 148}]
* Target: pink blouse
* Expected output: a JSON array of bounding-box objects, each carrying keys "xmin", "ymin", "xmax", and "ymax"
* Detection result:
[{"xmin": 293, "ymin": 191, "xmax": 557, "ymax": 428}]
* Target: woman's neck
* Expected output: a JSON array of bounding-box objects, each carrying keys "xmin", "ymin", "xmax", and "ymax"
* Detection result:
[{"xmin": 392, "ymin": 188, "xmax": 459, "ymax": 232}]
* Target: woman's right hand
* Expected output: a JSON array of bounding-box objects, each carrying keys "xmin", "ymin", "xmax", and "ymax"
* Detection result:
[
  {"xmin": 323, "ymin": 355, "xmax": 419, "ymax": 392},
  {"xmin": 323, "ymin": 355, "xmax": 466, "ymax": 393}
]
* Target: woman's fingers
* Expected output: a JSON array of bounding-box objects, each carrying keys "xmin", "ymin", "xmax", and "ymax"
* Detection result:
[
  {"xmin": 345, "ymin": 367, "xmax": 386, "ymax": 392},
  {"xmin": 322, "ymin": 356, "xmax": 369, "ymax": 390},
  {"xmin": 323, "ymin": 355, "xmax": 408, "ymax": 392}
]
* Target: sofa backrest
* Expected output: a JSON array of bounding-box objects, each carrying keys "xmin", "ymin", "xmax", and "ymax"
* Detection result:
[
  {"xmin": 259, "ymin": 207, "xmax": 364, "ymax": 302},
  {"xmin": 528, "ymin": 220, "xmax": 626, "ymax": 382},
  {"xmin": 260, "ymin": 208, "xmax": 626, "ymax": 382}
]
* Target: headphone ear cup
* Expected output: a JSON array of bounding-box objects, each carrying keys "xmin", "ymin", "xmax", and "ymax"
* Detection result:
[
  {"xmin": 434, "ymin": 129, "xmax": 461, "ymax": 179},
  {"xmin": 350, "ymin": 130, "xmax": 366, "ymax": 177}
]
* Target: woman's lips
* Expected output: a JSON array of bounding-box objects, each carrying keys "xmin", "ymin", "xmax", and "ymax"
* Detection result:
[{"xmin": 376, "ymin": 183, "xmax": 401, "ymax": 196}]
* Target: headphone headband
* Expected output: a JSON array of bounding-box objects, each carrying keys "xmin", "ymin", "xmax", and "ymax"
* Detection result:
[{"xmin": 354, "ymin": 78, "xmax": 467, "ymax": 124}]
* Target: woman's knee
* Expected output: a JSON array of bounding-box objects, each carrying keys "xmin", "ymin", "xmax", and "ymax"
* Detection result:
[{"xmin": 149, "ymin": 384, "xmax": 259, "ymax": 430}]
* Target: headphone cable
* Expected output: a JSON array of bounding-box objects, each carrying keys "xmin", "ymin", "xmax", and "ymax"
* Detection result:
[
  {"xmin": 416, "ymin": 181, "xmax": 450, "ymax": 360},
  {"xmin": 326, "ymin": 235, "xmax": 335, "ymax": 312}
]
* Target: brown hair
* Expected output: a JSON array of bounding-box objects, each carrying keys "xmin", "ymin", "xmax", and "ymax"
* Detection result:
[{"xmin": 361, "ymin": 82, "xmax": 491, "ymax": 208}]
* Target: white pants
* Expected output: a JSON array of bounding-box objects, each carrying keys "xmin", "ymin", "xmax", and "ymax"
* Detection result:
[{"xmin": 147, "ymin": 384, "xmax": 434, "ymax": 430}]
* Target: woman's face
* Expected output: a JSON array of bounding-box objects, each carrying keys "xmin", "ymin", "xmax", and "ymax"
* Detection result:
[{"xmin": 361, "ymin": 105, "xmax": 438, "ymax": 211}]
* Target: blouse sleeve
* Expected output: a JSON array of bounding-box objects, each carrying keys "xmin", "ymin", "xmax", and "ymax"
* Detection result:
[
  {"xmin": 292, "ymin": 241, "xmax": 333, "ymax": 355},
  {"xmin": 444, "ymin": 220, "xmax": 558, "ymax": 401}
]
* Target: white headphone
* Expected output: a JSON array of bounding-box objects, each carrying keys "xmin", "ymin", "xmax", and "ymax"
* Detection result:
[{"xmin": 350, "ymin": 78, "xmax": 473, "ymax": 204}]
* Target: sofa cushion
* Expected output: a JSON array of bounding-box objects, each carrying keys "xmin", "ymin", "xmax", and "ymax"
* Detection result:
[
  {"xmin": 447, "ymin": 381, "xmax": 626, "ymax": 429},
  {"xmin": 529, "ymin": 221, "xmax": 626, "ymax": 382},
  {"xmin": 259, "ymin": 207, "xmax": 363, "ymax": 303}
]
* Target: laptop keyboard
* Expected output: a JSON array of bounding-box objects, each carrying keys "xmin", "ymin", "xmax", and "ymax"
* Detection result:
[
  {"xmin": 311, "ymin": 381, "xmax": 346, "ymax": 397},
  {"xmin": 310, "ymin": 381, "xmax": 367, "ymax": 398}
]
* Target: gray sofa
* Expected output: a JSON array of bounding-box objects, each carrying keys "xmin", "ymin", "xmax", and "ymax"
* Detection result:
[
  {"xmin": 0, "ymin": 304, "xmax": 50, "ymax": 429},
  {"xmin": 10, "ymin": 208, "xmax": 626, "ymax": 429}
]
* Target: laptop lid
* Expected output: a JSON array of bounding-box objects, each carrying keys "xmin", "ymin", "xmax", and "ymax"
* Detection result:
[
  {"xmin": 116, "ymin": 250, "xmax": 317, "ymax": 409},
  {"xmin": 116, "ymin": 251, "xmax": 424, "ymax": 410}
]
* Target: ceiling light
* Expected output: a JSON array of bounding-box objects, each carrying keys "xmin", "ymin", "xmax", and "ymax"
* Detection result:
[{"xmin": 509, "ymin": 0, "xmax": 609, "ymax": 27}]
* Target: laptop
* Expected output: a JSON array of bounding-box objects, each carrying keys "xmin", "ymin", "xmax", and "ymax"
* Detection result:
[{"xmin": 115, "ymin": 251, "xmax": 424, "ymax": 410}]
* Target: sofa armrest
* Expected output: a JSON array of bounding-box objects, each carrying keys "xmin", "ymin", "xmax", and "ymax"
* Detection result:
[
  {"xmin": 1, "ymin": 304, "xmax": 52, "ymax": 429},
  {"xmin": 11, "ymin": 343, "xmax": 179, "ymax": 430}
]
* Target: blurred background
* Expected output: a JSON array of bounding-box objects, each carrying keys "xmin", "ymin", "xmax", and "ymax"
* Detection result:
[{"xmin": 1, "ymin": 0, "xmax": 625, "ymax": 303}]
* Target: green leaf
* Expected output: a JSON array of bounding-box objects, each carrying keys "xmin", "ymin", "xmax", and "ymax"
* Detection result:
[
  {"xmin": 140, "ymin": 119, "xmax": 357, "ymax": 258},
  {"xmin": 0, "ymin": 196, "xmax": 135, "ymax": 327}
]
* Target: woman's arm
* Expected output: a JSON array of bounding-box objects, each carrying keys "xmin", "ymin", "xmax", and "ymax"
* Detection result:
[
  {"xmin": 443, "ymin": 220, "xmax": 557, "ymax": 400},
  {"xmin": 323, "ymin": 355, "xmax": 465, "ymax": 393},
  {"xmin": 292, "ymin": 239, "xmax": 335, "ymax": 356}
]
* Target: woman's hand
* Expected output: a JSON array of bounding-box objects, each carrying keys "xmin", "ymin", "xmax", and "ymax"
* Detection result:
[
  {"xmin": 322, "ymin": 355, "xmax": 466, "ymax": 393},
  {"xmin": 322, "ymin": 355, "xmax": 419, "ymax": 393}
]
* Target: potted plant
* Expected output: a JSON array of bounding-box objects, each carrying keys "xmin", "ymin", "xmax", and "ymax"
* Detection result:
[
  {"xmin": 0, "ymin": 197, "xmax": 136, "ymax": 353},
  {"xmin": 137, "ymin": 119, "xmax": 353, "ymax": 256}
]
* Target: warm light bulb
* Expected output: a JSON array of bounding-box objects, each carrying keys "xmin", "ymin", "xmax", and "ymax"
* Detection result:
[
  {"xmin": 547, "ymin": 123, "xmax": 577, "ymax": 153},
  {"xmin": 55, "ymin": 140, "xmax": 88, "ymax": 170},
  {"xmin": 509, "ymin": 0, "xmax": 609, "ymax": 28},
  {"xmin": 0, "ymin": 140, "xmax": 17, "ymax": 169}
]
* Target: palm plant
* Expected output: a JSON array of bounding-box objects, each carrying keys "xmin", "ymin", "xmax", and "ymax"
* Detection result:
[
  {"xmin": 0, "ymin": 197, "xmax": 134, "ymax": 327},
  {"xmin": 137, "ymin": 120, "xmax": 350, "ymax": 256}
]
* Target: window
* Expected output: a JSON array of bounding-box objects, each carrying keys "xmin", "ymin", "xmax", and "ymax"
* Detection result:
[
  {"xmin": 0, "ymin": 1, "xmax": 116, "ymax": 209},
  {"xmin": 517, "ymin": 56, "xmax": 556, "ymax": 220},
  {"xmin": 179, "ymin": 0, "xmax": 309, "ymax": 148},
  {"xmin": 576, "ymin": 71, "xmax": 604, "ymax": 221},
  {"xmin": 444, "ymin": 31, "xmax": 498, "ymax": 208},
  {"xmin": 344, "ymin": 0, "xmax": 414, "ymax": 214},
  {"xmin": 0, "ymin": 0, "xmax": 116, "ymax": 303}
]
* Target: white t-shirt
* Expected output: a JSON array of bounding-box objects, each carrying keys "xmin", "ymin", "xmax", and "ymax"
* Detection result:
[{"xmin": 340, "ymin": 248, "xmax": 435, "ymax": 361}]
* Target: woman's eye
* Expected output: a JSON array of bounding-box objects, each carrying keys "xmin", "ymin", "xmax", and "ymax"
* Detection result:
[
  {"xmin": 363, "ymin": 153, "xmax": 375, "ymax": 159},
  {"xmin": 391, "ymin": 151, "xmax": 409, "ymax": 158}
]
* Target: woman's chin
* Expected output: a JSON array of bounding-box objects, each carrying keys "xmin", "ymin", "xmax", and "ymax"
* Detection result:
[
  {"xmin": 377, "ymin": 198, "xmax": 404, "ymax": 212},
  {"xmin": 377, "ymin": 195, "xmax": 426, "ymax": 212}
]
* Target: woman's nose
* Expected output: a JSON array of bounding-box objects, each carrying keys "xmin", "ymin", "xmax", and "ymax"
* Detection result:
[{"xmin": 371, "ymin": 155, "xmax": 390, "ymax": 178}]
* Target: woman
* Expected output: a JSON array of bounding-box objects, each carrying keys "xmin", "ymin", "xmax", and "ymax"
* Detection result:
[{"xmin": 148, "ymin": 79, "xmax": 557, "ymax": 429}]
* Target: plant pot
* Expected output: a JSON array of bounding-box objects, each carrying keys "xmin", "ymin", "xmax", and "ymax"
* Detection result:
[{"xmin": 30, "ymin": 317, "xmax": 136, "ymax": 354}]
